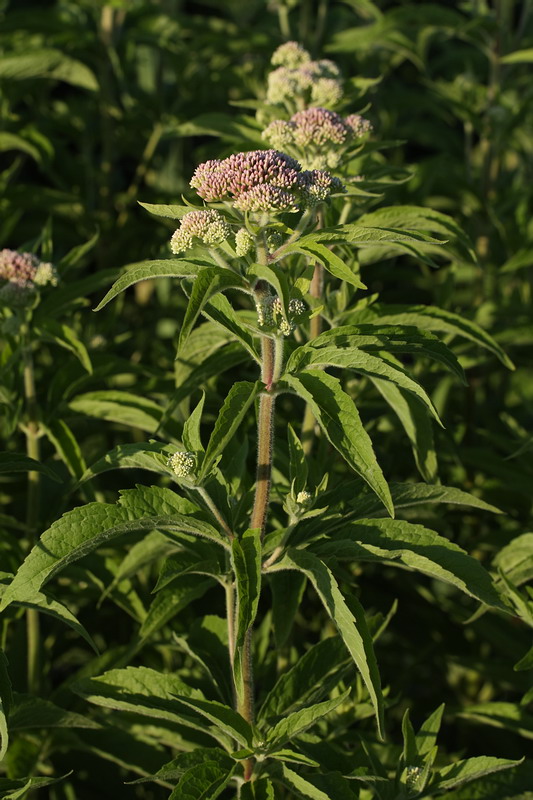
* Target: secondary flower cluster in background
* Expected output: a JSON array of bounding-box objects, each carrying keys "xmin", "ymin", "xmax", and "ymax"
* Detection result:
[
  {"xmin": 266, "ymin": 41, "xmax": 343, "ymax": 111},
  {"xmin": 0, "ymin": 249, "xmax": 58, "ymax": 305}
]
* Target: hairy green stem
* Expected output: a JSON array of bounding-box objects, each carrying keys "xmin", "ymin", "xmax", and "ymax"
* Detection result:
[
  {"xmin": 195, "ymin": 486, "xmax": 234, "ymax": 541},
  {"xmin": 23, "ymin": 346, "xmax": 41, "ymax": 695}
]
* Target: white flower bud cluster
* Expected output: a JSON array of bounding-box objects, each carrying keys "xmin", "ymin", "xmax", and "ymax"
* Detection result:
[
  {"xmin": 170, "ymin": 210, "xmax": 231, "ymax": 254},
  {"xmin": 256, "ymin": 296, "xmax": 306, "ymax": 335},
  {"xmin": 296, "ymin": 489, "xmax": 312, "ymax": 505},
  {"xmin": 235, "ymin": 228, "xmax": 254, "ymax": 257},
  {"xmin": 167, "ymin": 451, "xmax": 195, "ymax": 478},
  {"xmin": 271, "ymin": 41, "xmax": 310, "ymax": 69}
]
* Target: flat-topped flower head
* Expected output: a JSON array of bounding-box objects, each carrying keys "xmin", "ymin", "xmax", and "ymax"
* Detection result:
[
  {"xmin": 0, "ymin": 249, "xmax": 58, "ymax": 289},
  {"xmin": 234, "ymin": 184, "xmax": 301, "ymax": 213},
  {"xmin": 301, "ymin": 169, "xmax": 345, "ymax": 204},
  {"xmin": 271, "ymin": 41, "xmax": 311, "ymax": 69},
  {"xmin": 170, "ymin": 209, "xmax": 231, "ymax": 254},
  {"xmin": 262, "ymin": 107, "xmax": 373, "ymax": 170}
]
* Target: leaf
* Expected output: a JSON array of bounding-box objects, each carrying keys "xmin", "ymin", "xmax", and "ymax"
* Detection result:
[
  {"xmin": 500, "ymin": 48, "xmax": 533, "ymax": 63},
  {"xmin": 79, "ymin": 441, "xmax": 175, "ymax": 484},
  {"xmin": 295, "ymin": 240, "xmax": 366, "ymax": 289},
  {"xmin": 416, "ymin": 704, "xmax": 445, "ymax": 756},
  {"xmin": 57, "ymin": 229, "xmax": 100, "ymax": 271},
  {"xmin": 94, "ymin": 259, "xmax": 207, "ymax": 310},
  {"xmin": 140, "ymin": 575, "xmax": 215, "ymax": 641},
  {"xmin": 0, "ymin": 48, "xmax": 97, "ymax": 89},
  {"xmin": 138, "ymin": 201, "xmax": 194, "ymax": 220},
  {"xmin": 298, "ymin": 323, "xmax": 466, "ymax": 384},
  {"xmin": 233, "ymin": 529, "xmax": 262, "ymax": 649},
  {"xmin": 283, "ymin": 371, "xmax": 393, "ymax": 517},
  {"xmin": 265, "ymin": 690, "xmax": 350, "ymax": 748},
  {"xmin": 314, "ymin": 519, "xmax": 506, "ymax": 609},
  {"xmin": 273, "ymin": 548, "xmax": 385, "ymax": 738},
  {"xmin": 0, "ymin": 452, "xmax": 60, "ymax": 482},
  {"xmin": 199, "ymin": 381, "xmax": 260, "ymax": 480},
  {"xmin": 258, "ymin": 636, "xmax": 350, "ymax": 722},
  {"xmin": 169, "ymin": 761, "xmax": 236, "ymax": 799},
  {"xmin": 183, "ymin": 393, "xmax": 206, "ymax": 454},
  {"xmin": 175, "ymin": 616, "xmax": 233, "ymax": 705},
  {"xmin": 69, "ymin": 391, "xmax": 163, "ymax": 433},
  {"xmin": 430, "ymin": 757, "xmax": 523, "ymax": 793},
  {"xmin": 0, "ymin": 774, "xmax": 69, "ymax": 799},
  {"xmin": 35, "ymin": 320, "xmax": 92, "ymax": 373},
  {"xmin": 8, "ymin": 693, "xmax": 100, "ymax": 731},
  {"xmin": 7, "ymin": 588, "xmax": 98, "ymax": 652},
  {"xmin": 288, "ymin": 347, "xmax": 442, "ymax": 425},
  {"xmin": 170, "ymin": 695, "xmax": 253, "ymax": 748},
  {"xmin": 494, "ymin": 533, "xmax": 533, "ymax": 586},
  {"xmin": 273, "ymin": 763, "xmax": 336, "ymax": 799},
  {"xmin": 457, "ymin": 703, "xmax": 533, "ymax": 740},
  {"xmin": 130, "ymin": 747, "xmax": 233, "ymax": 785},
  {"xmin": 179, "ymin": 267, "xmax": 247, "ymax": 352},
  {"xmin": 371, "ymin": 377, "xmax": 438, "ymax": 483},
  {"xmin": 248, "ymin": 262, "xmax": 291, "ymax": 316},
  {"xmin": 368, "ymin": 304, "xmax": 514, "ymax": 370},
  {"xmin": 0, "ymin": 132, "xmax": 41, "ymax": 162},
  {"xmin": 0, "ymin": 649, "xmax": 11, "ymax": 761},
  {"xmin": 43, "ymin": 419, "xmax": 87, "ymax": 480},
  {"xmin": 0, "ymin": 499, "xmax": 228, "ymax": 611},
  {"xmin": 287, "ymin": 424, "xmax": 308, "ymax": 496}
]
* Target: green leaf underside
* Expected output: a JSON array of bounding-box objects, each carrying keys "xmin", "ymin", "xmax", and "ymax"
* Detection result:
[
  {"xmin": 283, "ymin": 371, "xmax": 394, "ymax": 517},
  {"xmin": 313, "ymin": 518, "xmax": 505, "ymax": 609},
  {"xmin": 273, "ymin": 549, "xmax": 385, "ymax": 739},
  {"xmin": 140, "ymin": 575, "xmax": 215, "ymax": 640},
  {"xmin": 233, "ymin": 529, "xmax": 262, "ymax": 648},
  {"xmin": 68, "ymin": 391, "xmax": 164, "ymax": 433},
  {"xmin": 200, "ymin": 381, "xmax": 260, "ymax": 479},
  {"xmin": 94, "ymin": 259, "xmax": 212, "ymax": 311},
  {"xmin": 274, "ymin": 763, "xmax": 336, "ymax": 800},
  {"xmin": 266, "ymin": 690, "xmax": 350, "ymax": 748},
  {"xmin": 431, "ymin": 756, "xmax": 523, "ymax": 792},
  {"xmin": 179, "ymin": 267, "xmax": 247, "ymax": 352}
]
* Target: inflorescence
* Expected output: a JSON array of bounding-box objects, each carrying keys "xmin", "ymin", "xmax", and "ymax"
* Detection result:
[
  {"xmin": 267, "ymin": 42, "xmax": 343, "ymax": 110},
  {"xmin": 256, "ymin": 295, "xmax": 306, "ymax": 336},
  {"xmin": 167, "ymin": 451, "xmax": 196, "ymax": 478},
  {"xmin": 263, "ymin": 107, "xmax": 373, "ymax": 170},
  {"xmin": 189, "ymin": 149, "xmax": 343, "ymax": 216},
  {"xmin": 0, "ymin": 249, "xmax": 58, "ymax": 306},
  {"xmin": 170, "ymin": 209, "xmax": 231, "ymax": 254}
]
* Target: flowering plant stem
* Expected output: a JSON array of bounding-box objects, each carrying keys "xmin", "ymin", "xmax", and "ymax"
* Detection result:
[{"xmin": 22, "ymin": 345, "xmax": 41, "ymax": 695}]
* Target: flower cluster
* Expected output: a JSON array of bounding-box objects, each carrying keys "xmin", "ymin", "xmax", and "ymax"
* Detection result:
[
  {"xmin": 0, "ymin": 249, "xmax": 58, "ymax": 306},
  {"xmin": 296, "ymin": 489, "xmax": 312, "ymax": 506},
  {"xmin": 263, "ymin": 107, "xmax": 373, "ymax": 170},
  {"xmin": 0, "ymin": 249, "xmax": 58, "ymax": 290},
  {"xmin": 167, "ymin": 451, "xmax": 196, "ymax": 478},
  {"xmin": 170, "ymin": 210, "xmax": 231, "ymax": 254},
  {"xmin": 235, "ymin": 228, "xmax": 254, "ymax": 257},
  {"xmin": 256, "ymin": 295, "xmax": 306, "ymax": 335},
  {"xmin": 190, "ymin": 150, "xmax": 343, "ymax": 215},
  {"xmin": 266, "ymin": 42, "xmax": 343, "ymax": 110}
]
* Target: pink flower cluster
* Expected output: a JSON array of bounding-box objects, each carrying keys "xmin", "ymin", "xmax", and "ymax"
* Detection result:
[
  {"xmin": 190, "ymin": 149, "xmax": 343, "ymax": 214},
  {"xmin": 0, "ymin": 249, "xmax": 57, "ymax": 290}
]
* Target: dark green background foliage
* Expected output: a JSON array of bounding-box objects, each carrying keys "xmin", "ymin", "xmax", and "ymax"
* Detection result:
[{"xmin": 0, "ymin": 0, "xmax": 532, "ymax": 798}]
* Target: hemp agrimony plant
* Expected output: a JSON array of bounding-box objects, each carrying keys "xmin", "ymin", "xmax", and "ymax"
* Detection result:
[{"xmin": 0, "ymin": 41, "xmax": 524, "ymax": 799}]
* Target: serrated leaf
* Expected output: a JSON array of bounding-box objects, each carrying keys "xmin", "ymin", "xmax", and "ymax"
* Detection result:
[
  {"xmin": 0, "ymin": 48, "xmax": 97, "ymax": 89},
  {"xmin": 43, "ymin": 418, "xmax": 87, "ymax": 480},
  {"xmin": 314, "ymin": 518, "xmax": 506, "ymax": 609},
  {"xmin": 79, "ymin": 441, "xmax": 175, "ymax": 484},
  {"xmin": 273, "ymin": 763, "xmax": 336, "ymax": 799},
  {"xmin": 430, "ymin": 757, "xmax": 522, "ymax": 793},
  {"xmin": 248, "ymin": 262, "xmax": 291, "ymax": 316},
  {"xmin": 288, "ymin": 347, "xmax": 442, "ymax": 425},
  {"xmin": 179, "ymin": 267, "xmax": 247, "ymax": 352},
  {"xmin": 271, "ymin": 570, "xmax": 306, "ymax": 649},
  {"xmin": 170, "ymin": 695, "xmax": 253, "ymax": 748},
  {"xmin": 287, "ymin": 424, "xmax": 308, "ymax": 496},
  {"xmin": 7, "ymin": 588, "xmax": 98, "ymax": 652},
  {"xmin": 94, "ymin": 259, "xmax": 207, "ymax": 310},
  {"xmin": 169, "ymin": 760, "xmax": 236, "ymax": 800},
  {"xmin": 258, "ymin": 635, "xmax": 350, "ymax": 722},
  {"xmin": 283, "ymin": 371, "xmax": 393, "ymax": 517},
  {"xmin": 494, "ymin": 534, "xmax": 533, "ymax": 587},
  {"xmin": 273, "ymin": 549, "xmax": 384, "ymax": 739},
  {"xmin": 233, "ymin": 529, "xmax": 262, "ymax": 649},
  {"xmin": 203, "ymin": 294, "xmax": 260, "ymax": 363},
  {"xmin": 140, "ymin": 575, "xmax": 215, "ymax": 640},
  {"xmin": 0, "ymin": 452, "xmax": 60, "ymax": 482},
  {"xmin": 266, "ymin": 689, "xmax": 349, "ymax": 748},
  {"xmin": 0, "ymin": 500, "xmax": 228, "ymax": 611},
  {"xmin": 199, "ymin": 381, "xmax": 260, "ymax": 480},
  {"xmin": 0, "ymin": 774, "xmax": 69, "ymax": 799}
]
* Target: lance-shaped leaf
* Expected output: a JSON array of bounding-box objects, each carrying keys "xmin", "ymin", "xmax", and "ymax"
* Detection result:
[
  {"xmin": 248, "ymin": 262, "xmax": 291, "ymax": 317},
  {"xmin": 34, "ymin": 320, "xmax": 92, "ymax": 373},
  {"xmin": 313, "ymin": 519, "xmax": 506, "ymax": 609},
  {"xmin": 272, "ymin": 763, "xmax": 337, "ymax": 799},
  {"xmin": 43, "ymin": 419, "xmax": 87, "ymax": 480},
  {"xmin": 170, "ymin": 696, "xmax": 253, "ymax": 748},
  {"xmin": 79, "ymin": 441, "xmax": 176, "ymax": 485},
  {"xmin": 233, "ymin": 529, "xmax": 262, "ymax": 649},
  {"xmin": 287, "ymin": 347, "xmax": 442, "ymax": 425},
  {"xmin": 428, "ymin": 757, "xmax": 523, "ymax": 794},
  {"xmin": 371, "ymin": 377, "xmax": 438, "ymax": 483},
  {"xmin": 129, "ymin": 747, "xmax": 234, "ymax": 785},
  {"xmin": 183, "ymin": 393, "xmax": 206, "ymax": 454},
  {"xmin": 68, "ymin": 391, "xmax": 164, "ymax": 434},
  {"xmin": 8, "ymin": 694, "xmax": 101, "ymax": 731},
  {"xmin": 94, "ymin": 259, "xmax": 208, "ymax": 310},
  {"xmin": 366, "ymin": 304, "xmax": 514, "ymax": 370},
  {"xmin": 179, "ymin": 267, "xmax": 247, "ymax": 352},
  {"xmin": 293, "ymin": 240, "xmax": 366, "ymax": 289},
  {"xmin": 296, "ymin": 324, "xmax": 466, "ymax": 384},
  {"xmin": 140, "ymin": 575, "xmax": 215, "ymax": 641},
  {"xmin": 457, "ymin": 702, "xmax": 533, "ymax": 740},
  {"xmin": 258, "ymin": 636, "xmax": 350, "ymax": 723},
  {"xmin": 0, "ymin": 774, "xmax": 69, "ymax": 799},
  {"xmin": 169, "ymin": 760, "xmax": 236, "ymax": 800},
  {"xmin": 283, "ymin": 371, "xmax": 393, "ymax": 517},
  {"xmin": 138, "ymin": 201, "xmax": 194, "ymax": 220},
  {"xmin": 0, "ymin": 452, "xmax": 60, "ymax": 482},
  {"xmin": 203, "ymin": 294, "xmax": 260, "ymax": 363},
  {"xmin": 272, "ymin": 549, "xmax": 385, "ymax": 739},
  {"xmin": 0, "ymin": 501, "xmax": 229, "ymax": 612},
  {"xmin": 265, "ymin": 690, "xmax": 350, "ymax": 749},
  {"xmin": 199, "ymin": 382, "xmax": 260, "ymax": 480}
]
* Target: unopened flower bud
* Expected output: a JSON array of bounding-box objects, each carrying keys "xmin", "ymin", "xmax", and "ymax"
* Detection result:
[
  {"xmin": 271, "ymin": 41, "xmax": 310, "ymax": 69},
  {"xmin": 288, "ymin": 298, "xmax": 306, "ymax": 316},
  {"xmin": 235, "ymin": 228, "xmax": 254, "ymax": 257},
  {"xmin": 170, "ymin": 210, "xmax": 231, "ymax": 254},
  {"xmin": 167, "ymin": 451, "xmax": 196, "ymax": 478},
  {"xmin": 296, "ymin": 490, "xmax": 312, "ymax": 505}
]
